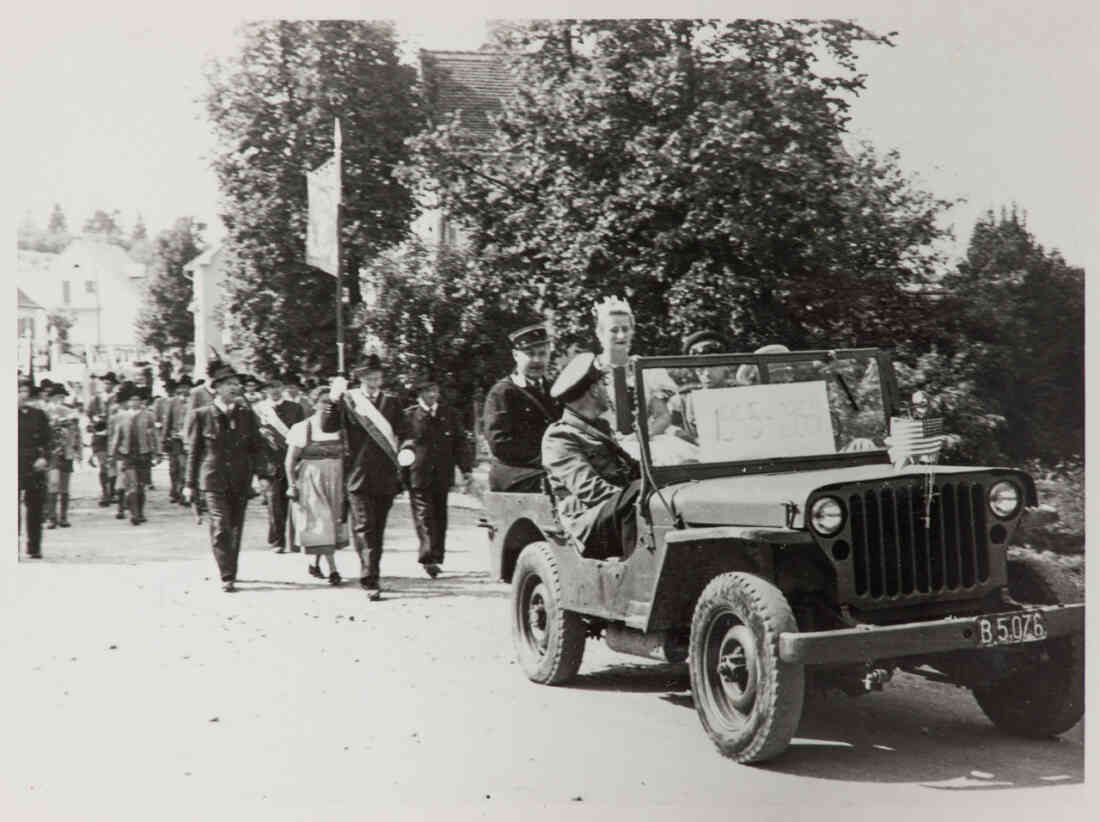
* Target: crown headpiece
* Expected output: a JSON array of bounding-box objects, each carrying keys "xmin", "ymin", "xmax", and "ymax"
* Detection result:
[{"xmin": 592, "ymin": 295, "xmax": 633, "ymax": 323}]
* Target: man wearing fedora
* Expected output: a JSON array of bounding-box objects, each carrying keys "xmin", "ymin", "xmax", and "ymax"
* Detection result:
[
  {"xmin": 399, "ymin": 372, "xmax": 474, "ymax": 578},
  {"xmin": 483, "ymin": 323, "xmax": 561, "ymax": 493},
  {"xmin": 184, "ymin": 357, "xmax": 266, "ymax": 592},
  {"xmin": 323, "ymin": 354, "xmax": 406, "ymax": 600},
  {"xmin": 110, "ymin": 380, "xmax": 159, "ymax": 525},
  {"xmin": 43, "ymin": 382, "xmax": 81, "ymax": 529},
  {"xmin": 541, "ymin": 352, "xmax": 642, "ymax": 560},
  {"xmin": 18, "ymin": 376, "xmax": 52, "ymax": 558}
]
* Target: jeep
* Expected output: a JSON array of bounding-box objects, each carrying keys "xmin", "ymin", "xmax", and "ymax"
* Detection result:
[{"xmin": 480, "ymin": 347, "xmax": 1084, "ymax": 763}]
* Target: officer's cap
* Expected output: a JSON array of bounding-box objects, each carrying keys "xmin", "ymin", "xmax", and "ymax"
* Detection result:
[
  {"xmin": 549, "ymin": 352, "xmax": 603, "ymax": 403},
  {"xmin": 351, "ymin": 354, "xmax": 384, "ymax": 376},
  {"xmin": 509, "ymin": 324, "xmax": 550, "ymax": 352},
  {"xmin": 682, "ymin": 329, "xmax": 726, "ymax": 356}
]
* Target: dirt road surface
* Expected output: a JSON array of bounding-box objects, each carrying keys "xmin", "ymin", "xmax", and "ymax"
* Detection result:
[{"xmin": 4, "ymin": 464, "xmax": 1090, "ymax": 821}]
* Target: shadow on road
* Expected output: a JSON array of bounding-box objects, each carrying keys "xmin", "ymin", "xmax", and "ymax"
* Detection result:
[
  {"xmin": 567, "ymin": 661, "xmax": 1082, "ymax": 789},
  {"xmin": 373, "ymin": 571, "xmax": 509, "ymax": 601}
]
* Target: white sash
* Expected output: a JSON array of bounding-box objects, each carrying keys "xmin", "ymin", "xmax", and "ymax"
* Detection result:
[
  {"xmin": 257, "ymin": 402, "xmax": 290, "ymax": 439},
  {"xmin": 347, "ymin": 388, "xmax": 397, "ymax": 453}
]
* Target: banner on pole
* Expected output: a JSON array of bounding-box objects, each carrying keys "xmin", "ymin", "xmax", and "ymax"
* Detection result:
[{"xmin": 306, "ymin": 155, "xmax": 340, "ymax": 276}]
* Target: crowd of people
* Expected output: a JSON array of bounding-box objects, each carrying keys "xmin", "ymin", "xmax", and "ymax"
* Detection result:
[{"xmin": 19, "ymin": 294, "xmax": 761, "ymax": 594}]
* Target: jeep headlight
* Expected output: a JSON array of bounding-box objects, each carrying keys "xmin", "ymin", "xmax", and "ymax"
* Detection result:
[
  {"xmin": 810, "ymin": 496, "xmax": 845, "ymax": 536},
  {"xmin": 988, "ymin": 481, "xmax": 1021, "ymax": 519}
]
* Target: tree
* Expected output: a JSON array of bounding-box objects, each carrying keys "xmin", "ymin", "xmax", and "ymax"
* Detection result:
[
  {"xmin": 82, "ymin": 209, "xmax": 128, "ymax": 248},
  {"xmin": 47, "ymin": 203, "xmax": 68, "ymax": 234},
  {"xmin": 203, "ymin": 20, "xmax": 424, "ymax": 377},
  {"xmin": 405, "ymin": 19, "xmax": 955, "ymax": 354},
  {"xmin": 131, "ymin": 213, "xmax": 148, "ymax": 243},
  {"xmin": 933, "ymin": 207, "xmax": 1084, "ymax": 463},
  {"xmin": 135, "ymin": 217, "xmax": 205, "ymax": 355},
  {"xmin": 359, "ymin": 240, "xmax": 541, "ymax": 422}
]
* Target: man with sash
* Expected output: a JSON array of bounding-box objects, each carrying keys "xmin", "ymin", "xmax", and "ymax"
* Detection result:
[
  {"xmin": 483, "ymin": 323, "xmax": 561, "ymax": 493},
  {"xmin": 254, "ymin": 373, "xmax": 305, "ymax": 550},
  {"xmin": 542, "ymin": 353, "xmax": 642, "ymax": 560},
  {"xmin": 322, "ymin": 354, "xmax": 406, "ymax": 601}
]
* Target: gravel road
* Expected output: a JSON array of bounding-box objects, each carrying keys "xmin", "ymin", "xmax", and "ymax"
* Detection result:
[{"xmin": 4, "ymin": 463, "xmax": 1089, "ymax": 821}]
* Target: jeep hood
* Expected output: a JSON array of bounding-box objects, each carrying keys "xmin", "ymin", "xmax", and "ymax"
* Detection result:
[{"xmin": 656, "ymin": 464, "xmax": 1007, "ymax": 529}]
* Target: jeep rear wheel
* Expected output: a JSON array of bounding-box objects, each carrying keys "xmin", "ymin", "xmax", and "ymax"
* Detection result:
[
  {"xmin": 689, "ymin": 572, "xmax": 805, "ymax": 763},
  {"xmin": 511, "ymin": 542, "xmax": 585, "ymax": 685},
  {"xmin": 970, "ymin": 553, "xmax": 1084, "ymax": 737}
]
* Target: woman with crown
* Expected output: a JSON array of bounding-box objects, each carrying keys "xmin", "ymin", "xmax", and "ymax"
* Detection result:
[{"xmin": 591, "ymin": 296, "xmax": 697, "ymax": 464}]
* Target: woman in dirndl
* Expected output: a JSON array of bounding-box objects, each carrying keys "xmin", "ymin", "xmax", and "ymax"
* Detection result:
[{"xmin": 285, "ymin": 387, "xmax": 348, "ymax": 585}]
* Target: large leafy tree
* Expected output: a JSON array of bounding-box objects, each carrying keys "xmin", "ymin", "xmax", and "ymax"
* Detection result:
[
  {"xmin": 359, "ymin": 240, "xmax": 541, "ymax": 423},
  {"xmin": 933, "ymin": 207, "xmax": 1085, "ymax": 463},
  {"xmin": 406, "ymin": 19, "xmax": 955, "ymax": 354},
  {"xmin": 135, "ymin": 217, "xmax": 205, "ymax": 355},
  {"xmin": 82, "ymin": 209, "xmax": 128, "ymax": 248},
  {"xmin": 203, "ymin": 20, "xmax": 423, "ymax": 377}
]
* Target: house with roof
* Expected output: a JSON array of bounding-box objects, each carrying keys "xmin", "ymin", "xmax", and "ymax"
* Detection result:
[
  {"xmin": 16, "ymin": 237, "xmax": 150, "ymax": 372},
  {"xmin": 412, "ymin": 50, "xmax": 514, "ymax": 249},
  {"xmin": 182, "ymin": 243, "xmax": 233, "ymax": 380}
]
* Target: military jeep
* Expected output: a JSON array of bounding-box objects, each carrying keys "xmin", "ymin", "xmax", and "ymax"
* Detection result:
[{"xmin": 480, "ymin": 347, "xmax": 1084, "ymax": 763}]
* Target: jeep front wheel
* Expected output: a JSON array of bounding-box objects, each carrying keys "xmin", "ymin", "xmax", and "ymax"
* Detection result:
[
  {"xmin": 970, "ymin": 553, "xmax": 1084, "ymax": 737},
  {"xmin": 511, "ymin": 542, "xmax": 585, "ymax": 685},
  {"xmin": 689, "ymin": 572, "xmax": 805, "ymax": 763}
]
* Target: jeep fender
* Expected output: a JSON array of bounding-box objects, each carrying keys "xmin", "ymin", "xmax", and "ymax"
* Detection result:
[{"xmin": 644, "ymin": 526, "xmax": 814, "ymax": 633}]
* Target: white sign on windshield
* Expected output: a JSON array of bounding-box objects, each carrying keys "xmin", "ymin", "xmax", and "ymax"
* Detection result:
[{"xmin": 692, "ymin": 380, "xmax": 835, "ymax": 461}]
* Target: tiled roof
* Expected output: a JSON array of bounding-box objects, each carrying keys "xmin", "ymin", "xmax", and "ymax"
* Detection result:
[
  {"xmin": 421, "ymin": 51, "xmax": 514, "ymax": 141},
  {"xmin": 18, "ymin": 288, "xmax": 44, "ymax": 310}
]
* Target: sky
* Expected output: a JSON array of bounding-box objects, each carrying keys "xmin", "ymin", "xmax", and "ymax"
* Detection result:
[{"xmin": 5, "ymin": 1, "xmax": 1098, "ymax": 275}]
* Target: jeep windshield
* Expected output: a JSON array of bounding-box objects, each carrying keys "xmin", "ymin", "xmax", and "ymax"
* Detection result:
[{"xmin": 630, "ymin": 348, "xmax": 897, "ymax": 476}]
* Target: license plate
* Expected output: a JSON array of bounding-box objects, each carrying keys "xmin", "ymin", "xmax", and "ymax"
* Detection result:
[{"xmin": 976, "ymin": 610, "xmax": 1047, "ymax": 647}]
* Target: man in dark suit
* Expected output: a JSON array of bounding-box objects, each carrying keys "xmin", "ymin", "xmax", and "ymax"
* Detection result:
[
  {"xmin": 184, "ymin": 359, "xmax": 266, "ymax": 592},
  {"xmin": 255, "ymin": 373, "xmax": 305, "ymax": 550},
  {"xmin": 18, "ymin": 377, "xmax": 51, "ymax": 559},
  {"xmin": 398, "ymin": 372, "xmax": 474, "ymax": 578},
  {"xmin": 322, "ymin": 354, "xmax": 405, "ymax": 600},
  {"xmin": 483, "ymin": 323, "xmax": 561, "ymax": 492}
]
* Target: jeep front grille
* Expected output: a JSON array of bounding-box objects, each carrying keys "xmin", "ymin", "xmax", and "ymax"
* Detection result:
[{"xmin": 847, "ymin": 481, "xmax": 990, "ymax": 598}]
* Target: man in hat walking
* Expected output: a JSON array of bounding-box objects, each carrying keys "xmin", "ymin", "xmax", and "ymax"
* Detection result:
[
  {"xmin": 399, "ymin": 372, "xmax": 474, "ymax": 578},
  {"xmin": 184, "ymin": 358, "xmax": 265, "ymax": 592},
  {"xmin": 18, "ymin": 377, "xmax": 52, "ymax": 558},
  {"xmin": 110, "ymin": 381, "xmax": 158, "ymax": 525},
  {"xmin": 85, "ymin": 372, "xmax": 119, "ymax": 506},
  {"xmin": 483, "ymin": 323, "xmax": 561, "ymax": 493},
  {"xmin": 323, "ymin": 354, "xmax": 405, "ymax": 600},
  {"xmin": 43, "ymin": 383, "xmax": 81, "ymax": 528},
  {"xmin": 254, "ymin": 373, "xmax": 305, "ymax": 550},
  {"xmin": 541, "ymin": 352, "xmax": 641, "ymax": 560},
  {"xmin": 161, "ymin": 375, "xmax": 193, "ymax": 504}
]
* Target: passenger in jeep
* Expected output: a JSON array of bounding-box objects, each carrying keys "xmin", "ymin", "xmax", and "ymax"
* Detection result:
[{"xmin": 542, "ymin": 352, "xmax": 641, "ymax": 560}]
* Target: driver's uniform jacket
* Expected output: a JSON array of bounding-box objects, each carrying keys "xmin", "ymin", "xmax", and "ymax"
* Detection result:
[{"xmin": 541, "ymin": 407, "xmax": 640, "ymax": 545}]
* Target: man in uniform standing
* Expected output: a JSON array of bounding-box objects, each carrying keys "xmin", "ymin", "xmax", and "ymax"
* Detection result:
[
  {"xmin": 323, "ymin": 354, "xmax": 405, "ymax": 600},
  {"xmin": 542, "ymin": 353, "xmax": 641, "ymax": 560},
  {"xmin": 184, "ymin": 358, "xmax": 265, "ymax": 592},
  {"xmin": 18, "ymin": 377, "xmax": 51, "ymax": 558},
  {"xmin": 399, "ymin": 372, "xmax": 474, "ymax": 578},
  {"xmin": 482, "ymin": 323, "xmax": 561, "ymax": 492}
]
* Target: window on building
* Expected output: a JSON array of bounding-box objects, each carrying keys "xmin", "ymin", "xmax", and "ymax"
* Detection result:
[
  {"xmin": 62, "ymin": 280, "xmax": 71, "ymax": 304},
  {"xmin": 85, "ymin": 280, "xmax": 96, "ymax": 294}
]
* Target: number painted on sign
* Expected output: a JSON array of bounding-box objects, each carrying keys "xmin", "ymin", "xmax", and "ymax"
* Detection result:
[{"xmin": 976, "ymin": 611, "xmax": 1047, "ymax": 646}]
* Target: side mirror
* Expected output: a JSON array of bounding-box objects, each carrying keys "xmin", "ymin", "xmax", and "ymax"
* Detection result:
[{"xmin": 612, "ymin": 366, "xmax": 631, "ymax": 435}]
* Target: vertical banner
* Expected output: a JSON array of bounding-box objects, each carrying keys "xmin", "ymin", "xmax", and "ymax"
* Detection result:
[{"xmin": 306, "ymin": 155, "xmax": 340, "ymax": 276}]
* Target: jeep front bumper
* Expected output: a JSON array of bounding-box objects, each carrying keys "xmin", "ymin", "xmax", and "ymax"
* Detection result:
[{"xmin": 778, "ymin": 602, "xmax": 1085, "ymax": 665}]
